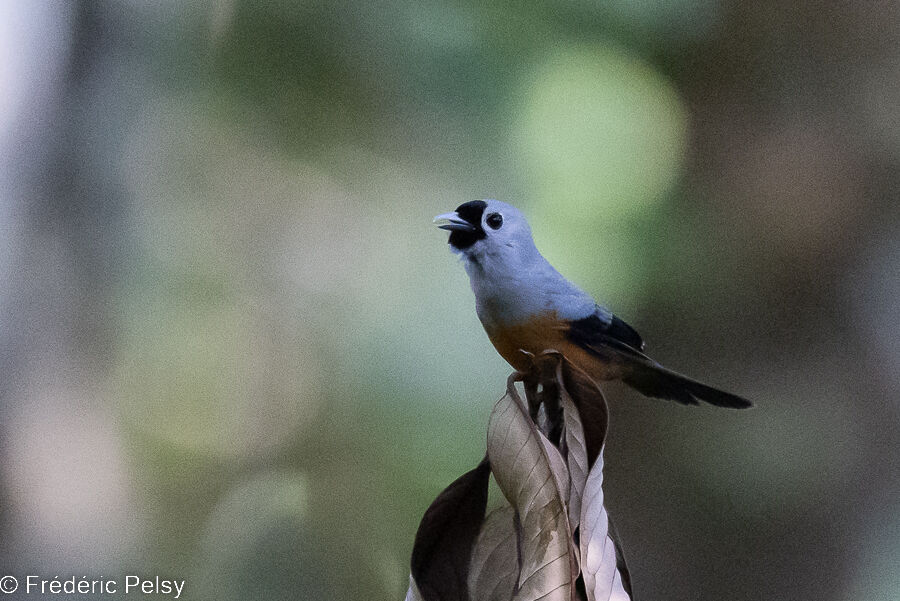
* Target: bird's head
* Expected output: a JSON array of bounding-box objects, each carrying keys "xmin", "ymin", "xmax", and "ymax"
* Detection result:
[{"xmin": 433, "ymin": 200, "xmax": 535, "ymax": 263}]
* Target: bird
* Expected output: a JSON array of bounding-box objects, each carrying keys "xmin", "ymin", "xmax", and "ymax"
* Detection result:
[{"xmin": 434, "ymin": 199, "xmax": 751, "ymax": 409}]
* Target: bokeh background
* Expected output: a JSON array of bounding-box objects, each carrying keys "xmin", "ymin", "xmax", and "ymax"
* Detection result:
[{"xmin": 1, "ymin": 1, "xmax": 898, "ymax": 600}]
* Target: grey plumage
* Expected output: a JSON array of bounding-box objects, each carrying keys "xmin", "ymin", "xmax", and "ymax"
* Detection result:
[{"xmin": 436, "ymin": 199, "xmax": 751, "ymax": 409}]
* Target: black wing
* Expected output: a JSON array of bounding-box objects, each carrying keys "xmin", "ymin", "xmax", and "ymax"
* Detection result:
[
  {"xmin": 565, "ymin": 309, "xmax": 752, "ymax": 409},
  {"xmin": 568, "ymin": 310, "xmax": 645, "ymax": 354}
]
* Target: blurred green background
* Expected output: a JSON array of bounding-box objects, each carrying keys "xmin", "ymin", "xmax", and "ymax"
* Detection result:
[{"xmin": 1, "ymin": 1, "xmax": 898, "ymax": 600}]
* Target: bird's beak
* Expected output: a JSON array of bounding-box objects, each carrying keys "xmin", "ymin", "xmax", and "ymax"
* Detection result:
[{"xmin": 433, "ymin": 212, "xmax": 477, "ymax": 232}]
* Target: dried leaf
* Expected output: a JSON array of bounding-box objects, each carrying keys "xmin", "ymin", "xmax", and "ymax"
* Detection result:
[
  {"xmin": 579, "ymin": 450, "xmax": 631, "ymax": 601},
  {"xmin": 560, "ymin": 360, "xmax": 609, "ymax": 467},
  {"xmin": 608, "ymin": 520, "xmax": 634, "ymax": 599},
  {"xmin": 486, "ymin": 375, "xmax": 577, "ymax": 601},
  {"xmin": 551, "ymin": 358, "xmax": 631, "ymax": 600},
  {"xmin": 410, "ymin": 364, "xmax": 632, "ymax": 601},
  {"xmin": 406, "ymin": 576, "xmax": 425, "ymax": 601},
  {"xmin": 557, "ymin": 362, "xmax": 589, "ymax": 533},
  {"xmin": 409, "ymin": 457, "xmax": 492, "ymax": 601},
  {"xmin": 467, "ymin": 506, "xmax": 518, "ymax": 601}
]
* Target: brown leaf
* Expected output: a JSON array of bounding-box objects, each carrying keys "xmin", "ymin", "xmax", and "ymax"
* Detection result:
[
  {"xmin": 557, "ymin": 361, "xmax": 589, "ymax": 534},
  {"xmin": 560, "ymin": 360, "xmax": 609, "ymax": 468},
  {"xmin": 406, "ymin": 576, "xmax": 425, "ymax": 601},
  {"xmin": 579, "ymin": 449, "xmax": 631, "ymax": 601},
  {"xmin": 467, "ymin": 506, "xmax": 519, "ymax": 601},
  {"xmin": 485, "ymin": 375, "xmax": 577, "ymax": 601},
  {"xmin": 410, "ymin": 457, "xmax": 492, "ymax": 601}
]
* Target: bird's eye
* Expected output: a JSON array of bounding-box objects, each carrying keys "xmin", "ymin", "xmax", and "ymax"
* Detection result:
[{"xmin": 486, "ymin": 213, "xmax": 503, "ymax": 230}]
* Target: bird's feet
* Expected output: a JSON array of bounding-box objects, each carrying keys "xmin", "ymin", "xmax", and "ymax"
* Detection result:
[{"xmin": 515, "ymin": 349, "xmax": 566, "ymax": 443}]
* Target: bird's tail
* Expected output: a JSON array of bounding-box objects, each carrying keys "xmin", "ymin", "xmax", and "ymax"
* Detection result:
[{"xmin": 622, "ymin": 360, "xmax": 752, "ymax": 409}]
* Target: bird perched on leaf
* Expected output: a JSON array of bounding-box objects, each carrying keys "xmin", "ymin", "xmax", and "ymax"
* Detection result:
[{"xmin": 434, "ymin": 200, "xmax": 751, "ymax": 409}]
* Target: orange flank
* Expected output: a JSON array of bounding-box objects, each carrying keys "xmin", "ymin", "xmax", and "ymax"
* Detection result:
[{"xmin": 484, "ymin": 312, "xmax": 626, "ymax": 382}]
